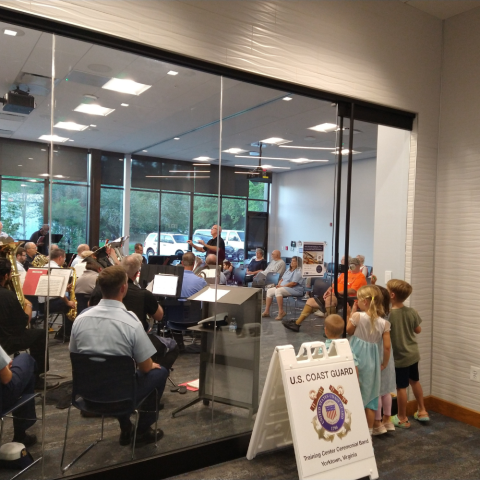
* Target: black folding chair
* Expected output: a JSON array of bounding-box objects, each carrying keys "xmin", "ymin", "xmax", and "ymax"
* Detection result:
[
  {"xmin": 75, "ymin": 293, "xmax": 91, "ymax": 315},
  {"xmin": 232, "ymin": 266, "xmax": 246, "ymax": 286},
  {"xmin": 61, "ymin": 353, "xmax": 159, "ymax": 472}
]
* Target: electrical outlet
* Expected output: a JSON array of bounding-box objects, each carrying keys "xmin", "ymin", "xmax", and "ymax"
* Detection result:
[
  {"xmin": 470, "ymin": 366, "xmax": 480, "ymax": 382},
  {"xmin": 385, "ymin": 270, "xmax": 392, "ymax": 283}
]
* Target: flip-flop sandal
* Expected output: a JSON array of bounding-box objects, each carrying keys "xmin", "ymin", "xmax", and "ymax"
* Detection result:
[
  {"xmin": 391, "ymin": 414, "xmax": 411, "ymax": 429},
  {"xmin": 275, "ymin": 312, "xmax": 287, "ymax": 320},
  {"xmin": 414, "ymin": 411, "xmax": 430, "ymax": 422},
  {"xmin": 261, "ymin": 312, "xmax": 270, "ymax": 317}
]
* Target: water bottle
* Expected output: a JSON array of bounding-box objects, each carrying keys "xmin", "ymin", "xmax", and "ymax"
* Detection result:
[{"xmin": 229, "ymin": 317, "xmax": 237, "ymax": 333}]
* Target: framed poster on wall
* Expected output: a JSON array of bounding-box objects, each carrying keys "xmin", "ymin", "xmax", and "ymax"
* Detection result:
[{"xmin": 302, "ymin": 242, "xmax": 326, "ymax": 277}]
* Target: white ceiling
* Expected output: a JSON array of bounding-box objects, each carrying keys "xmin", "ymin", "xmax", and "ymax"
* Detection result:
[
  {"xmin": 0, "ymin": 21, "xmax": 378, "ymax": 178},
  {"xmin": 402, "ymin": 0, "xmax": 480, "ymax": 19}
]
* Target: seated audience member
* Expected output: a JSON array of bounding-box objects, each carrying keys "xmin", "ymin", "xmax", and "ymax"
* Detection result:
[
  {"xmin": 0, "ymin": 346, "xmax": 37, "ymax": 446},
  {"xmin": 48, "ymin": 249, "xmax": 76, "ymax": 340},
  {"xmin": 205, "ymin": 254, "xmax": 226, "ymax": 284},
  {"xmin": 90, "ymin": 255, "xmax": 163, "ymax": 332},
  {"xmin": 134, "ymin": 243, "xmax": 147, "ymax": 265},
  {"xmin": 357, "ymin": 255, "xmax": 369, "ymax": 277},
  {"xmin": 70, "ymin": 266, "xmax": 168, "ymax": 446},
  {"xmin": 262, "ymin": 256, "xmax": 304, "ymax": 320},
  {"xmin": 16, "ymin": 246, "xmax": 26, "ymax": 273},
  {"xmin": 75, "ymin": 257, "xmax": 102, "ymax": 296},
  {"xmin": 71, "ymin": 244, "xmax": 90, "ymax": 267},
  {"xmin": 245, "ymin": 248, "xmax": 268, "ymax": 284},
  {"xmin": 23, "ymin": 242, "xmax": 38, "ymax": 271},
  {"xmin": 0, "ymin": 258, "xmax": 54, "ymax": 390},
  {"xmin": 223, "ymin": 260, "xmax": 233, "ymax": 283},
  {"xmin": 181, "ymin": 252, "xmax": 207, "ymax": 298},
  {"xmin": 252, "ymin": 250, "xmax": 286, "ymax": 286}
]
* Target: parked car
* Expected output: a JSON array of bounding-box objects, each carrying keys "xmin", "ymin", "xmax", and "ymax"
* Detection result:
[{"xmin": 143, "ymin": 232, "xmax": 189, "ymax": 257}]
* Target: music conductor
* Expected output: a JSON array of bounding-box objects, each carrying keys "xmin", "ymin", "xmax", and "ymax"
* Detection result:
[{"xmin": 187, "ymin": 225, "xmax": 225, "ymax": 264}]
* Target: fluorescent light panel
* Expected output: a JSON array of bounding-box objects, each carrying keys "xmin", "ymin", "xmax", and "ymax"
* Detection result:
[
  {"xmin": 193, "ymin": 156, "xmax": 211, "ymax": 161},
  {"xmin": 54, "ymin": 121, "xmax": 88, "ymax": 131},
  {"xmin": 235, "ymin": 171, "xmax": 259, "ymax": 174},
  {"xmin": 167, "ymin": 71, "xmax": 178, "ymax": 76},
  {"xmin": 74, "ymin": 104, "xmax": 115, "ymax": 116},
  {"xmin": 279, "ymin": 145, "xmax": 336, "ymax": 150},
  {"xmin": 169, "ymin": 170, "xmax": 209, "ymax": 173},
  {"xmin": 4, "ymin": 29, "xmax": 17, "ymax": 36},
  {"xmin": 102, "ymin": 78, "xmax": 151, "ymax": 95},
  {"xmin": 38, "ymin": 134, "xmax": 69, "ymax": 142},
  {"xmin": 259, "ymin": 137, "xmax": 291, "ymax": 145},
  {"xmin": 235, "ymin": 155, "xmax": 328, "ymax": 162},
  {"xmin": 235, "ymin": 164, "xmax": 290, "ymax": 170},
  {"xmin": 308, "ymin": 123, "xmax": 338, "ymax": 132},
  {"xmin": 223, "ymin": 148, "xmax": 247, "ymax": 154},
  {"xmin": 282, "ymin": 96, "xmax": 293, "ymax": 101},
  {"xmin": 146, "ymin": 175, "xmax": 209, "ymax": 178}
]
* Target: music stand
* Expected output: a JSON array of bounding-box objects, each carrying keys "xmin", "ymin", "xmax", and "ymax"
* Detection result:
[{"xmin": 138, "ymin": 264, "xmax": 184, "ymax": 296}]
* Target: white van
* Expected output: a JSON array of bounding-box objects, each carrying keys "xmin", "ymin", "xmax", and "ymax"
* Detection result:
[{"xmin": 143, "ymin": 232, "xmax": 189, "ymax": 256}]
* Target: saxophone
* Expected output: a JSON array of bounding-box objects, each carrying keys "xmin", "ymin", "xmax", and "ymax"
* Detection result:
[
  {"xmin": 0, "ymin": 241, "xmax": 26, "ymax": 309},
  {"xmin": 66, "ymin": 267, "xmax": 77, "ymax": 321}
]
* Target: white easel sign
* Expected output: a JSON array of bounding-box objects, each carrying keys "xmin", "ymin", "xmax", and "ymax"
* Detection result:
[{"xmin": 247, "ymin": 340, "xmax": 378, "ymax": 480}]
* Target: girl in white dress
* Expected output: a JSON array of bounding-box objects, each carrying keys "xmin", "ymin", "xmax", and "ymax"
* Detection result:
[{"xmin": 347, "ymin": 285, "xmax": 392, "ymax": 437}]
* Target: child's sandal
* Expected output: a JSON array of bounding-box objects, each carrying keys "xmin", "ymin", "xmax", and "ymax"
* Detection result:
[
  {"xmin": 391, "ymin": 414, "xmax": 411, "ymax": 429},
  {"xmin": 414, "ymin": 411, "xmax": 430, "ymax": 422}
]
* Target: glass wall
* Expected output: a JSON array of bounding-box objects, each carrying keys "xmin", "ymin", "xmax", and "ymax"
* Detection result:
[{"xmin": 0, "ymin": 17, "xmax": 412, "ymax": 480}]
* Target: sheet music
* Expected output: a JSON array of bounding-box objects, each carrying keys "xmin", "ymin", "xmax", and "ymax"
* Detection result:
[
  {"xmin": 152, "ymin": 274, "xmax": 178, "ymax": 296},
  {"xmin": 194, "ymin": 288, "xmax": 229, "ymax": 302},
  {"xmin": 34, "ymin": 275, "xmax": 65, "ymax": 297}
]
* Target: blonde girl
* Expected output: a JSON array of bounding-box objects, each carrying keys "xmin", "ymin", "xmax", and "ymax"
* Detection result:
[{"xmin": 346, "ymin": 285, "xmax": 391, "ymax": 436}]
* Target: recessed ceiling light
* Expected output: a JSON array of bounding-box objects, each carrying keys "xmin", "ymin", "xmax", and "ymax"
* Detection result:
[
  {"xmin": 89, "ymin": 124, "xmax": 97, "ymax": 127},
  {"xmin": 192, "ymin": 163, "xmax": 208, "ymax": 166},
  {"xmin": 167, "ymin": 71, "xmax": 178, "ymax": 76},
  {"xmin": 18, "ymin": 164, "xmax": 22, "ymax": 167},
  {"xmin": 308, "ymin": 123, "xmax": 338, "ymax": 133},
  {"xmin": 193, "ymin": 156, "xmax": 211, "ymax": 161},
  {"xmin": 28, "ymin": 157, "xmax": 33, "ymax": 160},
  {"xmin": 260, "ymin": 137, "xmax": 291, "ymax": 145},
  {"xmin": 20, "ymin": 184, "xmax": 26, "ymax": 187},
  {"xmin": 142, "ymin": 150, "xmax": 148, "ymax": 152},
  {"xmin": 235, "ymin": 155, "xmax": 328, "ymax": 162},
  {"xmin": 54, "ymin": 121, "xmax": 88, "ymax": 131},
  {"xmin": 235, "ymin": 171, "xmax": 259, "ymax": 174},
  {"xmin": 121, "ymin": 103, "xmax": 129, "ymax": 107},
  {"xmin": 68, "ymin": 139, "xmax": 74, "ymax": 142},
  {"xmin": 174, "ymin": 137, "xmax": 180, "ymax": 140},
  {"xmin": 282, "ymin": 96, "xmax": 293, "ymax": 101},
  {"xmin": 223, "ymin": 148, "xmax": 247, "ymax": 154},
  {"xmin": 41, "ymin": 149, "xmax": 46, "ymax": 152},
  {"xmin": 28, "ymin": 180, "xmax": 38, "ymax": 182},
  {"xmin": 74, "ymin": 104, "xmax": 115, "ymax": 116},
  {"xmin": 4, "ymin": 29, "xmax": 17, "ymax": 36},
  {"xmin": 102, "ymin": 78, "xmax": 151, "ymax": 95},
  {"xmin": 290, "ymin": 158, "xmax": 314, "ymax": 164},
  {"xmin": 54, "ymin": 175, "xmax": 66, "ymax": 178},
  {"xmin": 39, "ymin": 174, "xmax": 49, "ymax": 177},
  {"xmin": 38, "ymin": 134, "xmax": 69, "ymax": 142}
]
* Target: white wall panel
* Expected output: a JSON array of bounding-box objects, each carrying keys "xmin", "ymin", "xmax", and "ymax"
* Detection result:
[
  {"xmin": 0, "ymin": 0, "xmax": 444, "ymax": 397},
  {"xmin": 434, "ymin": 8, "xmax": 480, "ymax": 411}
]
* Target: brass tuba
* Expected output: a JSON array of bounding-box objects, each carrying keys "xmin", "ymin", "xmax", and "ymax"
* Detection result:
[
  {"xmin": 0, "ymin": 240, "xmax": 26, "ymax": 309},
  {"xmin": 193, "ymin": 255, "xmax": 207, "ymax": 279},
  {"xmin": 32, "ymin": 254, "xmax": 49, "ymax": 267},
  {"xmin": 66, "ymin": 267, "xmax": 77, "ymax": 321}
]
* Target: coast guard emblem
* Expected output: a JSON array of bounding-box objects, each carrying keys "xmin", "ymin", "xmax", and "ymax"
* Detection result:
[{"xmin": 310, "ymin": 385, "xmax": 352, "ymax": 442}]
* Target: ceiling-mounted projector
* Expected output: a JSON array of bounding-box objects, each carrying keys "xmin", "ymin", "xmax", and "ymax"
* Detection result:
[
  {"xmin": 248, "ymin": 167, "xmax": 272, "ymax": 184},
  {"xmin": 0, "ymin": 88, "xmax": 35, "ymax": 114}
]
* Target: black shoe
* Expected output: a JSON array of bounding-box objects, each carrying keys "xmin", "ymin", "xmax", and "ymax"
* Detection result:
[
  {"xmin": 81, "ymin": 410, "xmax": 102, "ymax": 418},
  {"xmin": 134, "ymin": 427, "xmax": 164, "ymax": 446},
  {"xmin": 282, "ymin": 319, "xmax": 300, "ymax": 332},
  {"xmin": 119, "ymin": 423, "xmax": 133, "ymax": 446},
  {"xmin": 12, "ymin": 433, "xmax": 37, "ymax": 448},
  {"xmin": 35, "ymin": 379, "xmax": 59, "ymax": 391}
]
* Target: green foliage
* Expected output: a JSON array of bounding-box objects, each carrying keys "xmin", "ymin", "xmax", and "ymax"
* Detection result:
[
  {"xmin": 193, "ymin": 196, "xmax": 219, "ymax": 231},
  {"xmin": 100, "ymin": 188, "xmax": 124, "ymax": 239},
  {"xmin": 221, "ymin": 198, "xmax": 246, "ymax": 230},
  {"xmin": 161, "ymin": 193, "xmax": 189, "ymax": 233},
  {"xmin": 51, "ymin": 184, "xmax": 87, "ymax": 252},
  {"xmin": 129, "ymin": 190, "xmax": 159, "ymax": 235}
]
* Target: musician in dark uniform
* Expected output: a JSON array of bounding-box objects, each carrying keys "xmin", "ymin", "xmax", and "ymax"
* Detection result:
[
  {"xmin": 29, "ymin": 224, "xmax": 49, "ymax": 255},
  {"xmin": 134, "ymin": 243, "xmax": 147, "ymax": 265},
  {"xmin": 187, "ymin": 225, "xmax": 225, "ymax": 265}
]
